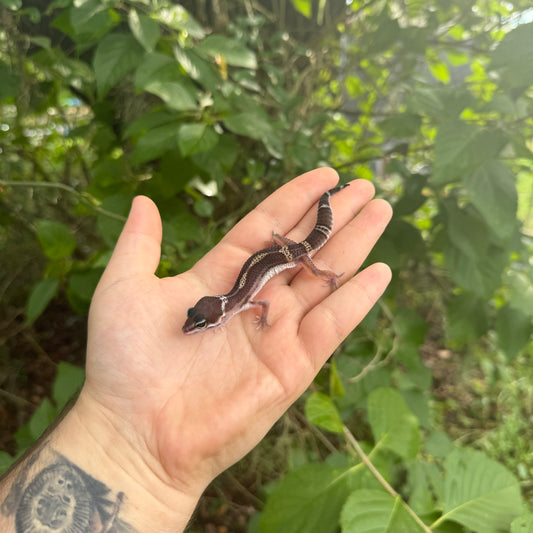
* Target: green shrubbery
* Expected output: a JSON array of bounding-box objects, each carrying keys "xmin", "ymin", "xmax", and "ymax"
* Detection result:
[{"xmin": 1, "ymin": 1, "xmax": 532, "ymax": 531}]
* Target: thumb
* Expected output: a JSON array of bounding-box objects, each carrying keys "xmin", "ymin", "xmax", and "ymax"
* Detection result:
[{"xmin": 101, "ymin": 195, "xmax": 162, "ymax": 282}]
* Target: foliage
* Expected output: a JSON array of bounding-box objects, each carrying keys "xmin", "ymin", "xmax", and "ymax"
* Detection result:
[{"xmin": 1, "ymin": 0, "xmax": 533, "ymax": 531}]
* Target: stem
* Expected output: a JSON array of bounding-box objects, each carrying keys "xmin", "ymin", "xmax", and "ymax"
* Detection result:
[
  {"xmin": 0, "ymin": 180, "xmax": 126, "ymax": 222},
  {"xmin": 343, "ymin": 426, "xmax": 432, "ymax": 533}
]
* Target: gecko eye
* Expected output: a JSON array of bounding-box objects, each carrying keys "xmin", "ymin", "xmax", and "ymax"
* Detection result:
[
  {"xmin": 195, "ymin": 318, "xmax": 207, "ymax": 329},
  {"xmin": 187, "ymin": 308, "xmax": 194, "ymax": 317}
]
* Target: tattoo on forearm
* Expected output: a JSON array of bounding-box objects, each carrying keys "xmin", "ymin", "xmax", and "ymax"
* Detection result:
[{"xmin": 1, "ymin": 444, "xmax": 138, "ymax": 533}]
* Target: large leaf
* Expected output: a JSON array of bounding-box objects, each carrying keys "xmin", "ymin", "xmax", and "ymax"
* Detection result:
[
  {"xmin": 26, "ymin": 278, "xmax": 60, "ymax": 325},
  {"xmin": 130, "ymin": 122, "xmax": 180, "ymax": 164},
  {"xmin": 305, "ymin": 392, "xmax": 344, "ymax": 434},
  {"xmin": 444, "ymin": 240, "xmax": 507, "ymax": 298},
  {"xmin": 431, "ymin": 121, "xmax": 507, "ymax": 185},
  {"xmin": 94, "ymin": 33, "xmax": 143, "ymax": 98},
  {"xmin": 155, "ymin": 5, "xmax": 205, "ymax": 39},
  {"xmin": 443, "ymin": 200, "xmax": 489, "ymax": 260},
  {"xmin": 464, "ymin": 160, "xmax": 517, "ymax": 241},
  {"xmin": 52, "ymin": 362, "xmax": 85, "ymax": 410},
  {"xmin": 135, "ymin": 52, "xmax": 197, "ymax": 111},
  {"xmin": 490, "ymin": 21, "xmax": 533, "ymax": 89},
  {"xmin": 340, "ymin": 489, "xmax": 426, "ymax": 532},
  {"xmin": 495, "ymin": 305, "xmax": 532, "ymax": 359},
  {"xmin": 446, "ymin": 293, "xmax": 488, "ymax": 347},
  {"xmin": 437, "ymin": 448, "xmax": 523, "ymax": 532},
  {"xmin": 69, "ymin": 0, "xmax": 119, "ymax": 43},
  {"xmin": 177, "ymin": 123, "xmax": 219, "ymax": 156},
  {"xmin": 35, "ymin": 219, "xmax": 76, "ymax": 260},
  {"xmin": 259, "ymin": 463, "xmax": 350, "ymax": 533},
  {"xmin": 198, "ymin": 35, "xmax": 257, "ymax": 69},
  {"xmin": 128, "ymin": 9, "xmax": 160, "ymax": 53},
  {"xmin": 173, "ymin": 45, "xmax": 220, "ymax": 91},
  {"xmin": 512, "ymin": 514, "xmax": 533, "ymax": 533},
  {"xmin": 367, "ymin": 387, "xmax": 420, "ymax": 459}
]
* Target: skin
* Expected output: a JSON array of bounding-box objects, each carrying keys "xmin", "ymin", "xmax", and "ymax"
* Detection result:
[{"xmin": 0, "ymin": 167, "xmax": 392, "ymax": 532}]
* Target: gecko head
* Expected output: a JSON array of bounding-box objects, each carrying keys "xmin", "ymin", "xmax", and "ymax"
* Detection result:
[{"xmin": 182, "ymin": 296, "xmax": 226, "ymax": 334}]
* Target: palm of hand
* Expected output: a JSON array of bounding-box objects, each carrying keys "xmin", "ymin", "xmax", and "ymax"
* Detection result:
[{"xmin": 83, "ymin": 169, "xmax": 392, "ymax": 491}]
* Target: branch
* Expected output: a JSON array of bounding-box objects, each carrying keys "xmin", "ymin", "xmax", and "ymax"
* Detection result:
[
  {"xmin": 0, "ymin": 180, "xmax": 126, "ymax": 222},
  {"xmin": 343, "ymin": 426, "xmax": 432, "ymax": 532}
]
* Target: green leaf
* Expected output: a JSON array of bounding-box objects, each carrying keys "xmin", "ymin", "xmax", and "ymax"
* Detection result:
[
  {"xmin": 193, "ymin": 198, "xmax": 214, "ymax": 218},
  {"xmin": 28, "ymin": 398, "xmax": 58, "ymax": 440},
  {"xmin": 329, "ymin": 359, "xmax": 345, "ymax": 399},
  {"xmin": 495, "ymin": 305, "xmax": 532, "ymax": 359},
  {"xmin": 156, "ymin": 5, "xmax": 205, "ymax": 39},
  {"xmin": 135, "ymin": 53, "xmax": 197, "ymax": 111},
  {"xmin": 512, "ymin": 514, "xmax": 533, "ymax": 533},
  {"xmin": 407, "ymin": 87, "xmax": 444, "ymax": 117},
  {"xmin": 305, "ymin": 392, "xmax": 344, "ymax": 434},
  {"xmin": 26, "ymin": 278, "xmax": 60, "ymax": 325},
  {"xmin": 96, "ymin": 195, "xmax": 132, "ymax": 248},
  {"xmin": 0, "ymin": 0, "xmax": 22, "ymax": 9},
  {"xmin": 68, "ymin": 0, "xmax": 119, "ymax": 43},
  {"xmin": 0, "ymin": 63, "xmax": 20, "ymax": 100},
  {"xmin": 66, "ymin": 268, "xmax": 103, "ymax": 314},
  {"xmin": 35, "ymin": 220, "xmax": 76, "ymax": 260},
  {"xmin": 432, "ymin": 122, "xmax": 507, "ymax": 185},
  {"xmin": 378, "ymin": 114, "xmax": 422, "ymax": 138},
  {"xmin": 443, "ymin": 200, "xmax": 489, "ymax": 260},
  {"xmin": 0, "ymin": 451, "xmax": 16, "ymax": 475},
  {"xmin": 464, "ymin": 161, "xmax": 517, "ymax": 241},
  {"xmin": 123, "ymin": 110, "xmax": 179, "ymax": 139},
  {"xmin": 224, "ymin": 112, "xmax": 273, "ymax": 141},
  {"xmin": 174, "ymin": 45, "xmax": 220, "ymax": 91},
  {"xmin": 259, "ymin": 463, "xmax": 350, "ymax": 533},
  {"xmin": 490, "ymin": 22, "xmax": 533, "ymax": 89},
  {"xmin": 128, "ymin": 9, "xmax": 160, "ymax": 53},
  {"xmin": 130, "ymin": 122, "xmax": 180, "ymax": 164},
  {"xmin": 290, "ymin": 0, "xmax": 312, "ymax": 17},
  {"xmin": 177, "ymin": 123, "xmax": 219, "ymax": 156},
  {"xmin": 429, "ymin": 60, "xmax": 450, "ymax": 84},
  {"xmin": 93, "ymin": 33, "xmax": 143, "ymax": 98},
  {"xmin": 52, "ymin": 362, "xmax": 85, "ymax": 410},
  {"xmin": 432, "ymin": 121, "xmax": 479, "ymax": 185},
  {"xmin": 147, "ymin": 79, "xmax": 198, "ymax": 111},
  {"xmin": 440, "ymin": 447, "xmax": 523, "ymax": 532},
  {"xmin": 198, "ymin": 35, "xmax": 257, "ymax": 69},
  {"xmin": 367, "ymin": 387, "xmax": 420, "ymax": 459},
  {"xmin": 341, "ymin": 489, "xmax": 426, "ymax": 532},
  {"xmin": 444, "ymin": 242, "xmax": 507, "ymax": 297},
  {"xmin": 446, "ymin": 293, "xmax": 488, "ymax": 347}
]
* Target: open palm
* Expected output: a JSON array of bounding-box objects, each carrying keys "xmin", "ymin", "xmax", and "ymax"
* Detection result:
[{"xmin": 81, "ymin": 168, "xmax": 392, "ymax": 495}]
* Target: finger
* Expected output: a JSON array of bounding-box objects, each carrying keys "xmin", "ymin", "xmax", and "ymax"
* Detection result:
[
  {"xmin": 286, "ymin": 198, "xmax": 393, "ymax": 300},
  {"xmin": 228, "ymin": 167, "xmax": 340, "ymax": 250},
  {"xmin": 185, "ymin": 167, "xmax": 340, "ymax": 290},
  {"xmin": 101, "ymin": 196, "xmax": 162, "ymax": 283},
  {"xmin": 300, "ymin": 262, "xmax": 392, "ymax": 369},
  {"xmin": 268, "ymin": 179, "xmax": 377, "ymax": 288}
]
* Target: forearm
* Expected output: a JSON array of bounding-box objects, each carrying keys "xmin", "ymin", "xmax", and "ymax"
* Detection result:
[{"xmin": 0, "ymin": 396, "xmax": 201, "ymax": 533}]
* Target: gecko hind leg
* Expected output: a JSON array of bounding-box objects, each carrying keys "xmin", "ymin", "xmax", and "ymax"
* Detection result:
[
  {"xmin": 299, "ymin": 255, "xmax": 344, "ymax": 292},
  {"xmin": 273, "ymin": 232, "xmax": 343, "ymax": 291}
]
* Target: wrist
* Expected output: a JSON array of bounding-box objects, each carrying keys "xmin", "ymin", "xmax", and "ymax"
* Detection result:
[
  {"xmin": 59, "ymin": 392, "xmax": 204, "ymax": 532},
  {"xmin": 1, "ymin": 391, "xmax": 204, "ymax": 533}
]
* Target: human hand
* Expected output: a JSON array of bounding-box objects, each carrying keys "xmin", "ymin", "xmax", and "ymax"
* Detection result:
[{"xmin": 73, "ymin": 167, "xmax": 392, "ymax": 518}]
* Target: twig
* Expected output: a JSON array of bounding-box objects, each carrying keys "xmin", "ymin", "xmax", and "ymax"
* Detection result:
[
  {"xmin": 343, "ymin": 426, "xmax": 432, "ymax": 532},
  {"xmin": 346, "ymin": 303, "xmax": 398, "ymax": 383},
  {"xmin": 0, "ymin": 180, "xmax": 126, "ymax": 222}
]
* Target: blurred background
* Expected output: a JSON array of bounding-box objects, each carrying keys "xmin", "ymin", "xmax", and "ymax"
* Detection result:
[{"xmin": 1, "ymin": 1, "xmax": 532, "ymax": 531}]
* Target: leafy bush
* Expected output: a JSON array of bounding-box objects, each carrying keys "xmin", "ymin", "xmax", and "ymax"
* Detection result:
[{"xmin": 1, "ymin": 0, "xmax": 532, "ymax": 531}]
